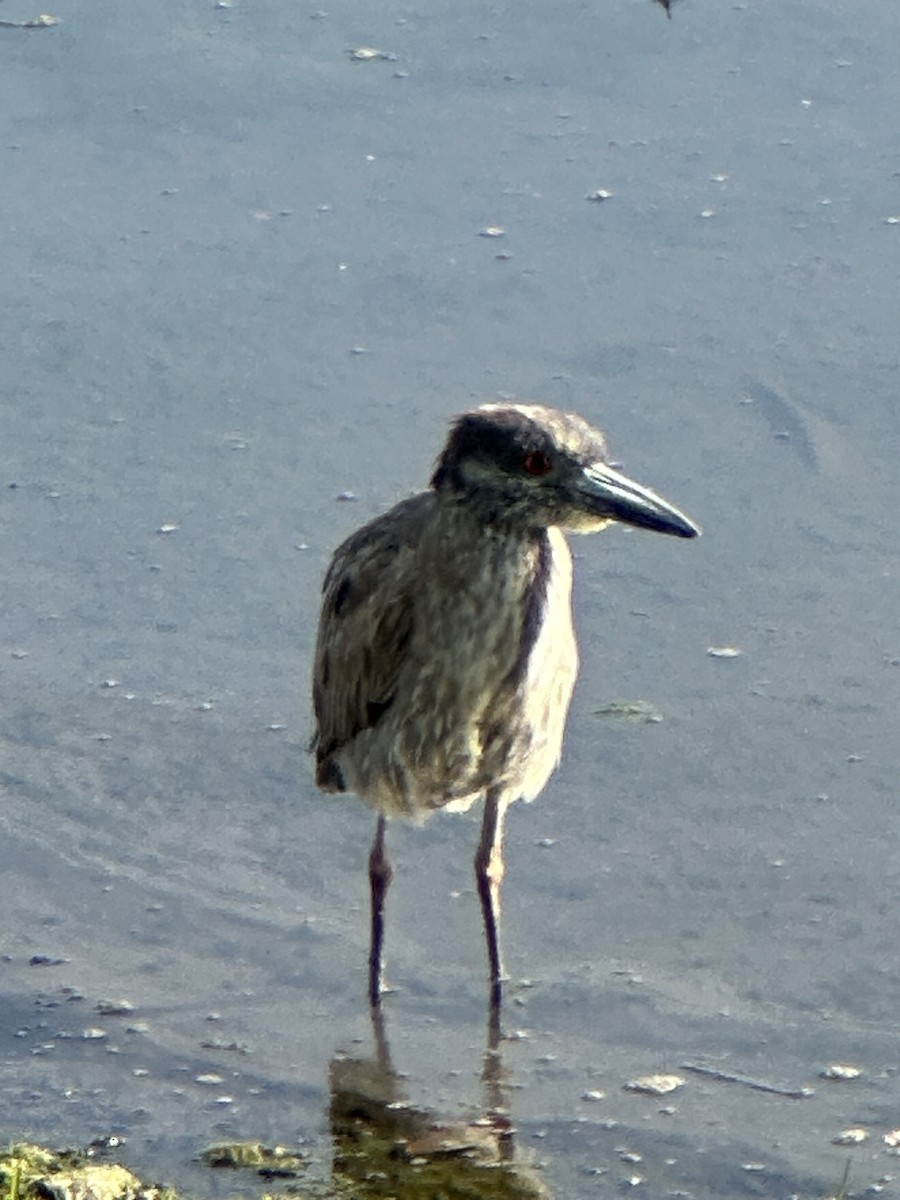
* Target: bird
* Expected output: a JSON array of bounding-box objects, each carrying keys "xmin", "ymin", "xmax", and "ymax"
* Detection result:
[{"xmin": 311, "ymin": 403, "xmax": 699, "ymax": 1009}]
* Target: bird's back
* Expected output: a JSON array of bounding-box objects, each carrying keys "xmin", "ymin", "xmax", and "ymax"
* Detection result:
[{"xmin": 312, "ymin": 493, "xmax": 578, "ymax": 819}]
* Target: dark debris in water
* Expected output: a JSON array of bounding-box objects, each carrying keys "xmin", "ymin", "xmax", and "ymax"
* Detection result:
[
  {"xmin": 681, "ymin": 1061, "xmax": 814, "ymax": 1099},
  {"xmin": 594, "ymin": 699, "xmax": 663, "ymax": 724},
  {"xmin": 201, "ymin": 1142, "xmax": 308, "ymax": 1175}
]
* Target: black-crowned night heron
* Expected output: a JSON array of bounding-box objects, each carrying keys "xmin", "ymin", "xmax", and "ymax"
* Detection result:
[{"xmin": 312, "ymin": 403, "xmax": 699, "ymax": 1008}]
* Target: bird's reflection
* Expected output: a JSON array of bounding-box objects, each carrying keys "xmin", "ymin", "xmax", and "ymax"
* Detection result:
[{"xmin": 328, "ymin": 1003, "xmax": 553, "ymax": 1199}]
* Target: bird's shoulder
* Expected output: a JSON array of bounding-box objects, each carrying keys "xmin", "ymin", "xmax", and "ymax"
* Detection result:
[{"xmin": 320, "ymin": 491, "xmax": 435, "ymax": 615}]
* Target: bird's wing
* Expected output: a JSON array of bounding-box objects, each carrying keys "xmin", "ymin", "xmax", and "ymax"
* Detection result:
[{"xmin": 311, "ymin": 493, "xmax": 431, "ymax": 790}]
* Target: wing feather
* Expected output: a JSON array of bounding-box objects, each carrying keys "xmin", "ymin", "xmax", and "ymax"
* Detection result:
[{"xmin": 311, "ymin": 493, "xmax": 431, "ymax": 790}]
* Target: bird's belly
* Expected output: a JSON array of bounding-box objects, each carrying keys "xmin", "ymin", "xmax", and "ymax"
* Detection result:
[{"xmin": 338, "ymin": 528, "xmax": 577, "ymax": 820}]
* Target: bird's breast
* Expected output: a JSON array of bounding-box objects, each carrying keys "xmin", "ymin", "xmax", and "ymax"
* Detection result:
[{"xmin": 390, "ymin": 523, "xmax": 578, "ymax": 813}]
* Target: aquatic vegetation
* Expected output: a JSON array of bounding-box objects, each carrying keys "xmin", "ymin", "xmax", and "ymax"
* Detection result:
[{"xmin": 0, "ymin": 1144, "xmax": 173, "ymax": 1200}]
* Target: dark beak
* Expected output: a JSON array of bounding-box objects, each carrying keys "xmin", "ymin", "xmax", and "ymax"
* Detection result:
[{"xmin": 578, "ymin": 462, "xmax": 700, "ymax": 538}]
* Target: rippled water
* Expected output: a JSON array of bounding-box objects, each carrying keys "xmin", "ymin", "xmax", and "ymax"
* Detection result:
[{"xmin": 2, "ymin": 1, "xmax": 899, "ymax": 1196}]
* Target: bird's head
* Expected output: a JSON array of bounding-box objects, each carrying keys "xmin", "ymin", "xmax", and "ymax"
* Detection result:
[{"xmin": 431, "ymin": 403, "xmax": 700, "ymax": 538}]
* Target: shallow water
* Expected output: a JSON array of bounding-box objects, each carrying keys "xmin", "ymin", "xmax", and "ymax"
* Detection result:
[{"xmin": 2, "ymin": 0, "xmax": 900, "ymax": 1196}]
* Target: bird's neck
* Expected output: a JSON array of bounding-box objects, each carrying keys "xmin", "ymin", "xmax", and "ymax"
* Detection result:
[
  {"xmin": 436, "ymin": 490, "xmax": 548, "ymax": 542},
  {"xmin": 424, "ymin": 496, "xmax": 565, "ymax": 601}
]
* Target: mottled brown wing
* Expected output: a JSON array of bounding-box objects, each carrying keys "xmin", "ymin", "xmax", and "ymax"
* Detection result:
[{"xmin": 311, "ymin": 494, "xmax": 430, "ymax": 791}]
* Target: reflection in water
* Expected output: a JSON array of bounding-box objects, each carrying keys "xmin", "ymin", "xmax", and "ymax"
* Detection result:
[{"xmin": 328, "ymin": 1006, "xmax": 553, "ymax": 1199}]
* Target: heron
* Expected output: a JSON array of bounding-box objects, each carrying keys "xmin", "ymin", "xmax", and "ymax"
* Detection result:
[{"xmin": 311, "ymin": 403, "xmax": 699, "ymax": 1009}]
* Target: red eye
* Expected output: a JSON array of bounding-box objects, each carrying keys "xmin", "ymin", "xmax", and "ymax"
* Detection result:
[{"xmin": 524, "ymin": 450, "xmax": 553, "ymax": 477}]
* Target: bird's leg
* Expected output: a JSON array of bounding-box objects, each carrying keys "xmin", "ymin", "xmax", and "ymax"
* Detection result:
[
  {"xmin": 475, "ymin": 789, "xmax": 507, "ymax": 1012},
  {"xmin": 368, "ymin": 815, "xmax": 393, "ymax": 1009},
  {"xmin": 481, "ymin": 922, "xmax": 513, "ymax": 1162}
]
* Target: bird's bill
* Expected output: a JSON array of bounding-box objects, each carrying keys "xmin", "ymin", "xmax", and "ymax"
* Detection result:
[{"xmin": 576, "ymin": 462, "xmax": 700, "ymax": 538}]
